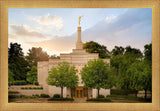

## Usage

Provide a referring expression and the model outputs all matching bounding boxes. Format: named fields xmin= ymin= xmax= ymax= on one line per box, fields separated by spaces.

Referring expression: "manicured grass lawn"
xmin=107 ymin=95 xmax=151 ymax=102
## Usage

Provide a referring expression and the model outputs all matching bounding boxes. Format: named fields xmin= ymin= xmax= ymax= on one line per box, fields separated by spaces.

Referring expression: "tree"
xmin=8 ymin=68 xmax=14 ymax=86
xmin=123 ymin=61 xmax=151 ymax=99
xmin=144 ymin=43 xmax=152 ymax=65
xmin=110 ymin=55 xmax=123 ymax=76
xmin=26 ymin=47 xmax=49 ymax=67
xmin=111 ymin=46 xmax=124 ymax=56
xmin=83 ymin=41 xmax=110 ymax=58
xmin=8 ymin=43 xmax=29 ymax=80
xmin=46 ymin=61 xmax=78 ymax=98
xmin=81 ymin=59 xmax=114 ymax=97
xmin=50 ymin=54 xmax=60 ymax=59
xmin=27 ymin=66 xmax=37 ymax=84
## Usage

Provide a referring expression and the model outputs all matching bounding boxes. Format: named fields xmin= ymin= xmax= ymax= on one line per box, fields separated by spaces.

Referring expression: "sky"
xmin=8 ymin=8 xmax=152 ymax=56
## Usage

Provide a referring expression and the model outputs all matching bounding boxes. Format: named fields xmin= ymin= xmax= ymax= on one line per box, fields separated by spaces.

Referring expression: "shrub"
xmin=48 ymin=98 xmax=74 ymax=101
xmin=34 ymin=81 xmax=39 ymax=85
xmin=21 ymin=87 xmax=43 ymax=90
xmin=33 ymin=87 xmax=37 ymax=89
xmin=40 ymin=87 xmax=43 ymax=89
xmin=53 ymin=94 xmax=60 ymax=98
xmin=8 ymin=91 xmax=19 ymax=94
xmin=40 ymin=94 xmax=50 ymax=98
xmin=29 ymin=87 xmax=32 ymax=89
xmin=111 ymin=89 xmax=138 ymax=95
xmin=8 ymin=95 xmax=19 ymax=98
xmin=98 ymin=95 xmax=105 ymax=98
xmin=13 ymin=80 xmax=27 ymax=85
xmin=19 ymin=95 xmax=26 ymax=98
xmin=86 ymin=98 xmax=111 ymax=102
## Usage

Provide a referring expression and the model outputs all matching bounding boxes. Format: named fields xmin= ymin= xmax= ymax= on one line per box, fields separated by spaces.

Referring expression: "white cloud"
xmin=9 ymin=24 xmax=46 ymax=39
xmin=33 ymin=13 xmax=63 ymax=30
xmin=105 ymin=15 xmax=117 ymax=23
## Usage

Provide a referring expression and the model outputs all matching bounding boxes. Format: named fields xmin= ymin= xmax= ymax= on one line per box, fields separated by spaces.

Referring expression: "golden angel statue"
xmin=79 ymin=16 xmax=81 ymax=25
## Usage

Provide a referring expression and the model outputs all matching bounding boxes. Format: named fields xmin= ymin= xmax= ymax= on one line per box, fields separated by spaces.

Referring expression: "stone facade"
xmin=37 ymin=25 xmax=110 ymax=98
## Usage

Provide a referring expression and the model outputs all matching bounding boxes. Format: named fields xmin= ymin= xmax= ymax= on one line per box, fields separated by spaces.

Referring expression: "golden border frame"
xmin=0 ymin=0 xmax=159 ymax=111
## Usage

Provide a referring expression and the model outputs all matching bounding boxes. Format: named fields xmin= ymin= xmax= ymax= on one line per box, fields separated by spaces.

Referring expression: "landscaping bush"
xmin=21 ymin=87 xmax=43 ymax=90
xmin=98 ymin=94 xmax=105 ymax=98
xmin=29 ymin=87 xmax=32 ymax=89
xmin=111 ymin=89 xmax=138 ymax=95
xmin=48 ymin=98 xmax=74 ymax=101
xmin=12 ymin=80 xmax=27 ymax=85
xmin=87 ymin=98 xmax=111 ymax=102
xmin=53 ymin=94 xmax=60 ymax=98
xmin=34 ymin=81 xmax=39 ymax=85
xmin=9 ymin=95 xmax=19 ymax=98
xmin=8 ymin=91 xmax=19 ymax=94
xmin=40 ymin=94 xmax=50 ymax=98
xmin=19 ymin=95 xmax=27 ymax=98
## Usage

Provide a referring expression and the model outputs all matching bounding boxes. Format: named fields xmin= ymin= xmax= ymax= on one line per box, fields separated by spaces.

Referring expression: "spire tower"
xmin=76 ymin=16 xmax=83 ymax=49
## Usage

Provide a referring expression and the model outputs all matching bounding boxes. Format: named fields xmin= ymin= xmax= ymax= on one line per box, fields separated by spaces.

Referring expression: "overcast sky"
xmin=8 ymin=8 xmax=152 ymax=56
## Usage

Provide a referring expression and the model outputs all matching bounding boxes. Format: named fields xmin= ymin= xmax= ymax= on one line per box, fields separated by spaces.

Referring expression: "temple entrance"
xmin=71 ymin=87 xmax=88 ymax=98
xmin=76 ymin=87 xmax=83 ymax=98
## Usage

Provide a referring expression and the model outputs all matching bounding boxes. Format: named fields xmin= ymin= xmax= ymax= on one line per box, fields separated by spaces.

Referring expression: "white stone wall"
xmin=37 ymin=48 xmax=110 ymax=97
xmin=9 ymin=85 xmax=44 ymax=96
xmin=92 ymin=88 xmax=110 ymax=98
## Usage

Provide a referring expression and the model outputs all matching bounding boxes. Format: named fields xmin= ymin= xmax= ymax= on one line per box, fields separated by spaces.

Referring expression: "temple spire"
xmin=76 ymin=16 xmax=83 ymax=49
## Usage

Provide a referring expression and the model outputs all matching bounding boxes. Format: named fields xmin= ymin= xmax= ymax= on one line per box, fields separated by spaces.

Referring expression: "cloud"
xmin=9 ymin=24 xmax=46 ymax=39
xmin=26 ymin=34 xmax=76 ymax=54
xmin=13 ymin=8 xmax=151 ymax=56
xmin=33 ymin=13 xmax=63 ymax=30
xmin=105 ymin=15 xmax=117 ymax=23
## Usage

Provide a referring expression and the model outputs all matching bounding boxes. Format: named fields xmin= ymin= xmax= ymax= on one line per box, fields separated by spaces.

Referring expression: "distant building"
xmin=38 ymin=25 xmax=110 ymax=98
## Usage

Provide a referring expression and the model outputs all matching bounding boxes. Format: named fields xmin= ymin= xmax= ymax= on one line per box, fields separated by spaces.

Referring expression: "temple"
xmin=37 ymin=21 xmax=110 ymax=98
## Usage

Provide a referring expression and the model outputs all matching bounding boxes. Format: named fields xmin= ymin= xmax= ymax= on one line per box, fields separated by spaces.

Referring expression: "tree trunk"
xmin=61 ymin=87 xmax=63 ymax=98
xmin=97 ymin=89 xmax=100 ymax=98
xmin=144 ymin=89 xmax=147 ymax=100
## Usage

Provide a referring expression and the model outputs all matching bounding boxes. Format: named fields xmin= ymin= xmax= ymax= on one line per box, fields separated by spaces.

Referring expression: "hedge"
xmin=98 ymin=95 xmax=105 ymax=98
xmin=53 ymin=94 xmax=60 ymax=98
xmin=111 ymin=89 xmax=138 ymax=95
xmin=87 ymin=98 xmax=111 ymax=102
xmin=48 ymin=98 xmax=74 ymax=101
xmin=40 ymin=94 xmax=50 ymax=98
xmin=8 ymin=95 xmax=19 ymax=98
xmin=10 ymin=80 xmax=27 ymax=85
xmin=21 ymin=87 xmax=43 ymax=90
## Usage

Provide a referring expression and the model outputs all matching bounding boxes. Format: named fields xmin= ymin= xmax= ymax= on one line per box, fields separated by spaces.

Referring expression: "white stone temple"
xmin=37 ymin=21 xmax=110 ymax=98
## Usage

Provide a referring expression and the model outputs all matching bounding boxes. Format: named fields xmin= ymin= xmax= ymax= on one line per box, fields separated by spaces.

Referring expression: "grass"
xmin=106 ymin=95 xmax=151 ymax=102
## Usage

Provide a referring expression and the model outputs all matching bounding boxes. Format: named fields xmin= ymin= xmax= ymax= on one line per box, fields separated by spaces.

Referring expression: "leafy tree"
xmin=8 ymin=43 xmax=29 ymax=80
xmin=46 ymin=61 xmax=78 ymax=98
xmin=83 ymin=41 xmax=110 ymax=58
xmin=110 ymin=55 xmax=123 ymax=76
xmin=111 ymin=46 xmax=124 ymax=56
xmin=144 ymin=43 xmax=152 ymax=65
xmin=26 ymin=47 xmax=49 ymax=67
xmin=81 ymin=59 xmax=114 ymax=97
xmin=8 ymin=68 xmax=14 ymax=86
xmin=27 ymin=66 xmax=37 ymax=84
xmin=122 ymin=61 xmax=151 ymax=99
xmin=50 ymin=54 xmax=60 ymax=59
xmin=125 ymin=46 xmax=142 ymax=56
